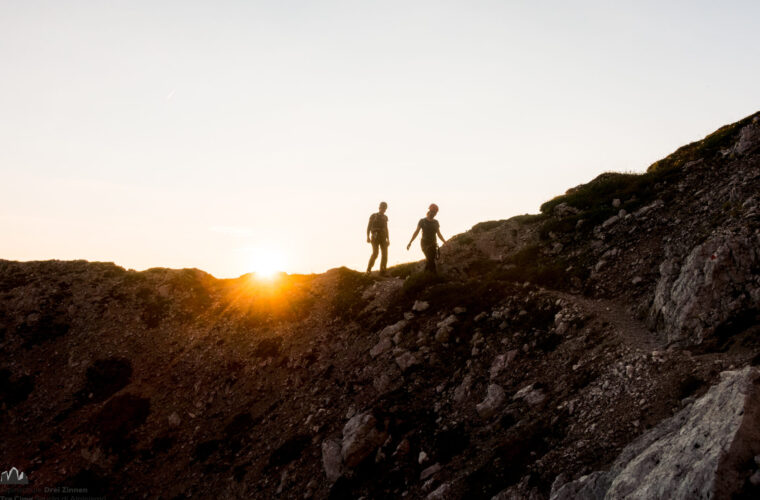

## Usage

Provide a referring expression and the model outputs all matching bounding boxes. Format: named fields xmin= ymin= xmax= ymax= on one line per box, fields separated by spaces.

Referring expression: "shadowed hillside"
xmin=1 ymin=111 xmax=760 ymax=499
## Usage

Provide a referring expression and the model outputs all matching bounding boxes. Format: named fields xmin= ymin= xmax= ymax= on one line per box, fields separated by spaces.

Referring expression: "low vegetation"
xmin=495 ymin=244 xmax=586 ymax=290
xmin=537 ymin=111 xmax=759 ymax=239
xmin=648 ymin=111 xmax=759 ymax=174
xmin=330 ymin=267 xmax=374 ymax=319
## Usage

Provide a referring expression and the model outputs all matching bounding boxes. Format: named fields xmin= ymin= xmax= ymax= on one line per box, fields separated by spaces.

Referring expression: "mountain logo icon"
xmin=0 ymin=467 xmax=29 ymax=485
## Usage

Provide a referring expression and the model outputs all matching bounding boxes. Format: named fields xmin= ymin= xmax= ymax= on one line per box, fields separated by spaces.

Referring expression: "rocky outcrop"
xmin=650 ymin=229 xmax=760 ymax=345
xmin=551 ymin=366 xmax=760 ymax=500
xmin=730 ymin=117 xmax=760 ymax=156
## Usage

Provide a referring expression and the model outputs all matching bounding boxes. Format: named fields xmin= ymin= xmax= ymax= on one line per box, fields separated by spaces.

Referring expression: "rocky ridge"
xmin=1 ymin=111 xmax=759 ymax=499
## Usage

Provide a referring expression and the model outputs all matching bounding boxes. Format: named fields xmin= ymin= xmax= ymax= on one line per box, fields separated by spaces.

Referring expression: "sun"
xmin=248 ymin=247 xmax=286 ymax=280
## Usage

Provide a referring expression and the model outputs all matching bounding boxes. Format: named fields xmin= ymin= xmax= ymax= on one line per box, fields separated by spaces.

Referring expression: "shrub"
xmin=386 ymin=261 xmax=420 ymax=279
xmin=399 ymin=271 xmax=446 ymax=301
xmin=331 ymin=267 xmax=373 ymax=318
xmin=452 ymin=234 xmax=475 ymax=245
xmin=472 ymin=220 xmax=506 ymax=233
xmin=510 ymin=213 xmax=546 ymax=225
xmin=495 ymin=244 xmax=586 ymax=289
xmin=539 ymin=172 xmax=650 ymax=216
xmin=537 ymin=170 xmax=667 ymax=239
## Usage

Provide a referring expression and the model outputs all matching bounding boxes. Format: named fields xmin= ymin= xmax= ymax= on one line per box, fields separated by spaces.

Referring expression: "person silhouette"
xmin=407 ymin=203 xmax=446 ymax=273
xmin=366 ymin=201 xmax=390 ymax=275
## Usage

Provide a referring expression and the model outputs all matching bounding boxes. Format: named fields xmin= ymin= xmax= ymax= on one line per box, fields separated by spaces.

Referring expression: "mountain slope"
xmin=1 ymin=111 xmax=759 ymax=499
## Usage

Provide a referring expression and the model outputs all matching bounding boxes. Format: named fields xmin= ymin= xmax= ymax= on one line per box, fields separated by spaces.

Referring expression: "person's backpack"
xmin=370 ymin=213 xmax=386 ymax=234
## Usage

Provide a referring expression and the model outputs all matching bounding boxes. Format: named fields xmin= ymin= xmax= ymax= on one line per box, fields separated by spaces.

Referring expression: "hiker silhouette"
xmin=366 ymin=201 xmax=390 ymax=275
xmin=407 ymin=203 xmax=446 ymax=273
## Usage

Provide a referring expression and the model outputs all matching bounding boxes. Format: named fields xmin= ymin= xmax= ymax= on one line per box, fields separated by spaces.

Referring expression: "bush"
xmin=399 ymin=271 xmax=446 ymax=301
xmin=495 ymin=244 xmax=586 ymax=289
xmin=331 ymin=267 xmax=374 ymax=318
xmin=386 ymin=261 xmax=420 ymax=279
xmin=538 ymin=171 xmax=666 ymax=239
xmin=451 ymin=234 xmax=475 ymax=245
xmin=539 ymin=172 xmax=650 ymax=215
xmin=471 ymin=220 xmax=506 ymax=233
xmin=510 ymin=213 xmax=546 ymax=225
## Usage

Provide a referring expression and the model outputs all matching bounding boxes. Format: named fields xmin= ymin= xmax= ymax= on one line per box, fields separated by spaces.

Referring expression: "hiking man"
xmin=406 ymin=203 xmax=446 ymax=273
xmin=367 ymin=201 xmax=390 ymax=275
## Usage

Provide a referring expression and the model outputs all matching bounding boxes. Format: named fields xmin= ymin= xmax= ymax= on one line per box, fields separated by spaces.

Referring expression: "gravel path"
xmin=553 ymin=291 xmax=667 ymax=352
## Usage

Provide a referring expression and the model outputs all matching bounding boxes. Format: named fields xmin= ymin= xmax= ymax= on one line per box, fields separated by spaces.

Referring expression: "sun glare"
xmin=249 ymin=248 xmax=286 ymax=280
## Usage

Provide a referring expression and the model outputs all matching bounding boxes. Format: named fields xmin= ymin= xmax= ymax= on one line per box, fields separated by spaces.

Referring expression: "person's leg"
xmin=423 ymin=245 xmax=437 ymax=273
xmin=367 ymin=240 xmax=379 ymax=272
xmin=379 ymin=241 xmax=388 ymax=274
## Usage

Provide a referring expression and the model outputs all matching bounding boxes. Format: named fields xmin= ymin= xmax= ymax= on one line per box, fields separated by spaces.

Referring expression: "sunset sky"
xmin=2 ymin=1 xmax=759 ymax=278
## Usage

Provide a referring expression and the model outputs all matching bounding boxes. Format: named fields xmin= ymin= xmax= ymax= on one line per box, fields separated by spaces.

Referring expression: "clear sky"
xmin=2 ymin=1 xmax=759 ymax=278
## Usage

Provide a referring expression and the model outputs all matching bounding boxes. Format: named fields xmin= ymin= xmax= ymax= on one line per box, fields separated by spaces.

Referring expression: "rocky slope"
xmin=1 ymin=111 xmax=759 ymax=499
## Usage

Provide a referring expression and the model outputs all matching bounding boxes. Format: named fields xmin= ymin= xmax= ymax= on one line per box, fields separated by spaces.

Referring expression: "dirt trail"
xmin=552 ymin=291 xmax=667 ymax=352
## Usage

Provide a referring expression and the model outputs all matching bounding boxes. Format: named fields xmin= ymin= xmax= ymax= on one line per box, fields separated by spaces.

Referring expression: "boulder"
xmin=167 ymin=412 xmax=181 ymax=427
xmin=426 ymin=482 xmax=453 ymax=500
xmin=373 ymin=367 xmax=403 ymax=395
xmin=492 ymin=478 xmax=545 ymax=500
xmin=553 ymin=202 xmax=581 ymax=217
xmin=550 ymin=366 xmax=760 ymax=499
xmin=649 ymin=229 xmax=760 ymax=345
xmin=379 ymin=320 xmax=407 ymax=339
xmin=393 ymin=438 xmax=410 ymax=458
xmin=341 ymin=412 xmax=388 ymax=468
xmin=420 ymin=463 xmax=442 ymax=480
xmin=633 ymin=199 xmax=664 ymax=217
xmin=512 ymin=384 xmax=546 ymax=406
xmin=321 ymin=438 xmax=343 ymax=482
xmin=437 ymin=314 xmax=457 ymax=328
xmin=601 ymin=215 xmax=620 ymax=229
xmin=453 ymin=374 xmax=474 ymax=403
xmin=489 ymin=354 xmax=508 ymax=380
xmin=413 ymin=300 xmax=430 ymax=312
xmin=731 ymin=119 xmax=760 ymax=155
xmin=550 ymin=472 xmax=608 ymax=500
xmin=370 ymin=337 xmax=393 ymax=358
xmin=476 ymin=384 xmax=506 ymax=418
xmin=395 ymin=351 xmax=419 ymax=372
xmin=435 ymin=326 xmax=452 ymax=343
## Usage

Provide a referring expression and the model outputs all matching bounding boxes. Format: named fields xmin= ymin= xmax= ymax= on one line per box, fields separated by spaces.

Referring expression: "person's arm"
xmin=437 ymin=228 xmax=446 ymax=245
xmin=406 ymin=227 xmax=420 ymax=250
xmin=386 ymin=227 xmax=390 ymax=246
xmin=367 ymin=215 xmax=373 ymax=243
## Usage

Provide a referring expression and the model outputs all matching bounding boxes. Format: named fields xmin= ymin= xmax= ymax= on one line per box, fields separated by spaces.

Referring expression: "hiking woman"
xmin=406 ymin=203 xmax=446 ymax=273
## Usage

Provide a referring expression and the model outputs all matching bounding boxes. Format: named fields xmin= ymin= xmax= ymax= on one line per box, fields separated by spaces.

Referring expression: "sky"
xmin=1 ymin=1 xmax=759 ymax=278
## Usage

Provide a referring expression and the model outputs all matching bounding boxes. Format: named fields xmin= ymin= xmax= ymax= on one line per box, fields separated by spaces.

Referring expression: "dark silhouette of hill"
xmin=1 ymin=111 xmax=759 ymax=499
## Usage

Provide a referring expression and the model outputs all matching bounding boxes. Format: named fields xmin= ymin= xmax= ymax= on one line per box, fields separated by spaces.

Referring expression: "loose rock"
xmin=476 ymin=384 xmax=506 ymax=418
xmin=341 ymin=412 xmax=388 ymax=468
